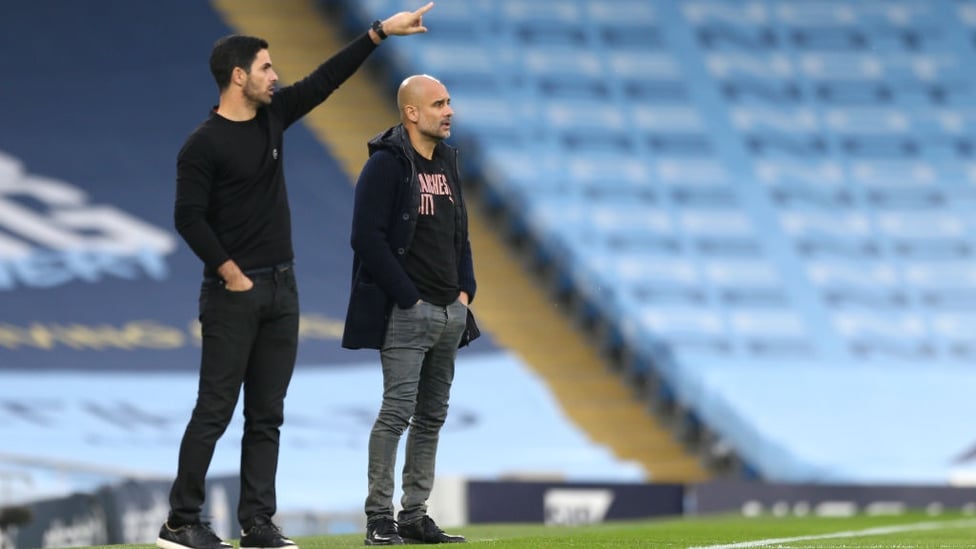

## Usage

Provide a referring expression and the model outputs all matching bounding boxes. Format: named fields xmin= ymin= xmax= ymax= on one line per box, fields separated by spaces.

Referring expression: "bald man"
xmin=341 ymin=74 xmax=477 ymax=545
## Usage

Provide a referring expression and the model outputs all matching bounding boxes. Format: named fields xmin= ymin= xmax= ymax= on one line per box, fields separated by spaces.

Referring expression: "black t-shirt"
xmin=404 ymin=149 xmax=459 ymax=306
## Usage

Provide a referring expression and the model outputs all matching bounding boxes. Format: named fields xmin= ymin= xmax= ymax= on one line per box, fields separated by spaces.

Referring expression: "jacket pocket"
xmin=342 ymin=281 xmax=390 ymax=350
xmin=458 ymin=307 xmax=481 ymax=348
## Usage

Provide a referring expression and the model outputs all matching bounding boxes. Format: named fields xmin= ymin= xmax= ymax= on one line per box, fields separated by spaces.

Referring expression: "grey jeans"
xmin=365 ymin=298 xmax=468 ymax=524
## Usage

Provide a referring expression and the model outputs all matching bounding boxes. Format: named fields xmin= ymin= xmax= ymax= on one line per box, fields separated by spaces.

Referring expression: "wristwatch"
xmin=371 ymin=19 xmax=388 ymax=40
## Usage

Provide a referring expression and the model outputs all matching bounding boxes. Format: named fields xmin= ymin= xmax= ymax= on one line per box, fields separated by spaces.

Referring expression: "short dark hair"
xmin=209 ymin=34 xmax=269 ymax=91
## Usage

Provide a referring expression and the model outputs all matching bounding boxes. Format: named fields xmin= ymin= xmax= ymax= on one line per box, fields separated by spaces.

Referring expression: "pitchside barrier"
xmin=0 ymin=477 xmax=239 ymax=549
xmin=428 ymin=478 xmax=976 ymax=527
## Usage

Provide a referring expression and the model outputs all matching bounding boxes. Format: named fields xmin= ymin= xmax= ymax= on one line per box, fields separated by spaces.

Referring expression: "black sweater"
xmin=174 ymin=33 xmax=377 ymax=277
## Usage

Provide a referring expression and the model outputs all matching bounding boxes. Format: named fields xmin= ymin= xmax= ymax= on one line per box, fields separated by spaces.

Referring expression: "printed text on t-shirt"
xmin=418 ymin=172 xmax=454 ymax=215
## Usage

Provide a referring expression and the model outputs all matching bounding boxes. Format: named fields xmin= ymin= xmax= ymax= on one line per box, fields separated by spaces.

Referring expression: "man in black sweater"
xmin=157 ymin=5 xmax=434 ymax=549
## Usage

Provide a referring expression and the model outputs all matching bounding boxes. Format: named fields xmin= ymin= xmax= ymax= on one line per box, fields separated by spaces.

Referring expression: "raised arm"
xmin=275 ymin=2 xmax=437 ymax=126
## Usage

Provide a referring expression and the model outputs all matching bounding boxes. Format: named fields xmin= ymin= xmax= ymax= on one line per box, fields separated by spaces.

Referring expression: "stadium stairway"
xmin=210 ymin=0 xmax=708 ymax=483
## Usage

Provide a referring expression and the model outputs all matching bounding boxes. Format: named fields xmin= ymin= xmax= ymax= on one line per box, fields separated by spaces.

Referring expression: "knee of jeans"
xmin=243 ymin=410 xmax=284 ymax=431
xmin=376 ymin=406 xmax=413 ymax=433
xmin=410 ymin=411 xmax=447 ymax=432
xmin=192 ymin=398 xmax=238 ymax=428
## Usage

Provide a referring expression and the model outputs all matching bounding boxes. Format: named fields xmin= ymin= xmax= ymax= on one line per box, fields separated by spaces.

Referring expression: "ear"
xmin=405 ymin=105 xmax=419 ymax=123
xmin=232 ymin=66 xmax=247 ymax=87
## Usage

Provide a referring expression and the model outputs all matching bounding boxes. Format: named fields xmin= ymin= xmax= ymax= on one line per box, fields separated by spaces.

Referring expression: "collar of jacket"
xmin=367 ymin=123 xmax=456 ymax=162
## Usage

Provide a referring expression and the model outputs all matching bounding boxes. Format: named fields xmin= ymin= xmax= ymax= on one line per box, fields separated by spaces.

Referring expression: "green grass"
xmin=88 ymin=512 xmax=976 ymax=549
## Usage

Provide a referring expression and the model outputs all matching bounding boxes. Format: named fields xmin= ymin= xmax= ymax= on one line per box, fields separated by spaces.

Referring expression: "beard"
xmin=421 ymin=121 xmax=450 ymax=141
xmin=243 ymin=80 xmax=272 ymax=106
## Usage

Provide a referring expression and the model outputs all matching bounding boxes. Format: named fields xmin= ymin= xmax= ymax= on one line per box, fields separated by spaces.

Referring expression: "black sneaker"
xmin=240 ymin=517 xmax=297 ymax=549
xmin=156 ymin=521 xmax=231 ymax=549
xmin=365 ymin=517 xmax=404 ymax=545
xmin=398 ymin=516 xmax=465 ymax=544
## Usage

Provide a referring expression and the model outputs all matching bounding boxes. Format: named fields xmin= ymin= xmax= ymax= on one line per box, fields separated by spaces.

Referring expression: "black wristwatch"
xmin=371 ymin=19 xmax=388 ymax=40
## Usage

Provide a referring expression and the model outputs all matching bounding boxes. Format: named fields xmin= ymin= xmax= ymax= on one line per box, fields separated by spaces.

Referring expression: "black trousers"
xmin=168 ymin=264 xmax=299 ymax=529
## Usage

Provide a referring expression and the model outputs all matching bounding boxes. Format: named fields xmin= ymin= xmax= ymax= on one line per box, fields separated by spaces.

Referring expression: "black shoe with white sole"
xmin=240 ymin=517 xmax=297 ymax=549
xmin=156 ymin=521 xmax=231 ymax=549
xmin=398 ymin=516 xmax=465 ymax=544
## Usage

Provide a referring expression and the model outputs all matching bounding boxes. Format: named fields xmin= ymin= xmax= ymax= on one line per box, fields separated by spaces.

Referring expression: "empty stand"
xmin=336 ymin=0 xmax=976 ymax=484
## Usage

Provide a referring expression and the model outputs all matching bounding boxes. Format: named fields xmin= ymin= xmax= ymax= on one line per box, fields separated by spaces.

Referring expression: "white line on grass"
xmin=687 ymin=518 xmax=976 ymax=549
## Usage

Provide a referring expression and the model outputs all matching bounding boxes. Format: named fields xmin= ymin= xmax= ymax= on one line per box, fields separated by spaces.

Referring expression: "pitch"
xmin=81 ymin=511 xmax=976 ymax=548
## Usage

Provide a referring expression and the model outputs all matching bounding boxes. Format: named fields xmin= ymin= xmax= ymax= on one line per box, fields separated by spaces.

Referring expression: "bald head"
xmin=396 ymin=74 xmax=453 ymax=155
xmin=397 ymin=74 xmax=446 ymax=119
